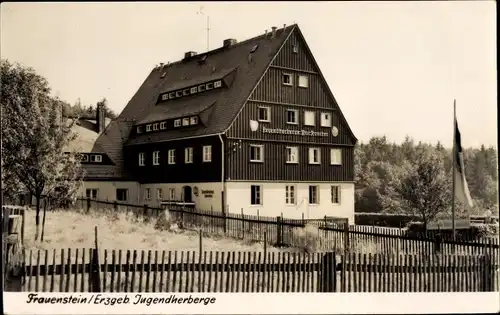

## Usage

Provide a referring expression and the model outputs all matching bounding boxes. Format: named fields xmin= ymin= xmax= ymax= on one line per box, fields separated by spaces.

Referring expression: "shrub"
xmin=293 ymin=224 xmax=321 ymax=253
xmin=154 ymin=209 xmax=172 ymax=231
xmin=355 ymin=212 xmax=420 ymax=228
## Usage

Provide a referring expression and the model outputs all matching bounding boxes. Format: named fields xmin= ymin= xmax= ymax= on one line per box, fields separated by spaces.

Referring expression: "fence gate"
xmin=2 ymin=207 xmax=25 ymax=291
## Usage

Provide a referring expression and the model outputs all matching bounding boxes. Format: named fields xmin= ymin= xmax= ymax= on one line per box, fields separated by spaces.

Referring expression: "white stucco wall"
xmin=225 ymin=181 xmax=355 ymax=222
xmin=78 ymin=181 xmax=140 ymax=203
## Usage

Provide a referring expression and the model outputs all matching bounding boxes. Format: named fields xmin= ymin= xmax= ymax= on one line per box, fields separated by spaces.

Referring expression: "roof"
xmin=64 ymin=117 xmax=111 ymax=153
xmin=123 ymin=24 xmax=295 ymax=146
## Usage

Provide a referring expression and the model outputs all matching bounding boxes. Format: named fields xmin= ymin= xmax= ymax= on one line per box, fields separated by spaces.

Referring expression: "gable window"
xmin=183 ymin=89 xmax=190 ymax=96
xmin=258 ymin=106 xmax=270 ymax=122
xmin=308 ymin=185 xmax=319 ymax=205
xmin=116 ymin=189 xmax=128 ymax=202
xmin=144 ymin=188 xmax=151 ymax=200
xmin=174 ymin=119 xmax=181 ymax=127
xmin=283 ymin=73 xmax=293 ymax=86
xmin=86 ymin=189 xmax=98 ymax=200
xmin=292 ymin=44 xmax=299 ymax=53
xmin=169 ymin=92 xmax=175 ymax=99
xmin=153 ymin=151 xmax=160 ymax=165
xmin=168 ymin=149 xmax=176 ymax=164
xmin=304 ymin=111 xmax=315 ymax=126
xmin=250 ymin=185 xmax=262 ymax=205
xmin=139 ymin=152 xmax=145 ymax=166
xmin=330 ymin=148 xmax=342 ymax=165
xmin=190 ymin=116 xmax=199 ymax=125
xmin=153 ymin=123 xmax=159 ymax=131
xmin=169 ymin=188 xmax=176 ymax=200
xmin=137 ymin=126 xmax=142 ymax=134
xmin=206 ymin=82 xmax=214 ymax=90
xmin=214 ymin=80 xmax=222 ymax=88
xmin=286 ymin=147 xmax=298 ymax=164
xmin=146 ymin=124 xmax=152 ymax=132
xmin=157 ymin=188 xmax=163 ymax=200
xmin=161 ymin=94 xmax=168 ymax=101
xmin=190 ymin=87 xmax=198 ymax=94
xmin=298 ymin=75 xmax=309 ymax=88
xmin=198 ymin=84 xmax=206 ymax=92
xmin=160 ymin=122 xmax=166 ymax=130
xmin=176 ymin=91 xmax=182 ymax=97
xmin=321 ymin=112 xmax=332 ymax=127
xmin=308 ymin=148 xmax=321 ymax=164
xmin=286 ymin=109 xmax=298 ymax=124
xmin=185 ymin=147 xmax=193 ymax=164
xmin=331 ymin=185 xmax=341 ymax=204
xmin=285 ymin=185 xmax=296 ymax=205
xmin=203 ymin=145 xmax=212 ymax=162
xmin=182 ymin=118 xmax=190 ymax=126
xmin=250 ymin=145 xmax=263 ymax=162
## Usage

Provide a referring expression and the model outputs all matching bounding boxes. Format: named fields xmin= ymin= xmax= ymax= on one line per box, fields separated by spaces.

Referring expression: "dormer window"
xmin=161 ymin=94 xmax=168 ymax=101
xmin=81 ymin=154 xmax=89 ymax=162
xmin=206 ymin=82 xmax=214 ymax=90
xmin=160 ymin=122 xmax=166 ymax=130
xmin=174 ymin=119 xmax=181 ymax=127
xmin=183 ymin=89 xmax=190 ymax=96
xmin=190 ymin=87 xmax=198 ymax=94
xmin=137 ymin=126 xmax=143 ymax=134
xmin=182 ymin=118 xmax=190 ymax=126
xmin=176 ymin=91 xmax=182 ymax=97
xmin=169 ymin=92 xmax=175 ymax=99
xmin=198 ymin=84 xmax=206 ymax=92
xmin=90 ymin=155 xmax=102 ymax=163
xmin=214 ymin=80 xmax=222 ymax=88
xmin=250 ymin=44 xmax=259 ymax=53
xmin=146 ymin=124 xmax=152 ymax=132
xmin=190 ymin=116 xmax=199 ymax=125
xmin=153 ymin=123 xmax=159 ymax=131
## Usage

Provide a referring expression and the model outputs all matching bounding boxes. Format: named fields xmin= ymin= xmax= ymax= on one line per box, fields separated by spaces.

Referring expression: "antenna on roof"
xmin=197 ymin=6 xmax=210 ymax=52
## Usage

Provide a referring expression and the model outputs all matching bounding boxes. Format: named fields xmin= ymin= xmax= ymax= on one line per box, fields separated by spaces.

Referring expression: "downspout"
xmin=218 ymin=134 xmax=226 ymax=213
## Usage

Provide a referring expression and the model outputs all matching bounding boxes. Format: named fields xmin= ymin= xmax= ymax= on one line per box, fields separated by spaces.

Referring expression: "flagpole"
xmin=452 ymin=99 xmax=456 ymax=242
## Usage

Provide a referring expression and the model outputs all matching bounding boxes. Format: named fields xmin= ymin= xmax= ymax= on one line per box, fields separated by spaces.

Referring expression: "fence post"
xmin=241 ymin=208 xmax=245 ymax=239
xmin=320 ymin=252 xmax=337 ymax=292
xmin=86 ymin=197 xmax=91 ymax=213
xmin=113 ymin=201 xmax=118 ymax=211
xmin=143 ymin=204 xmax=149 ymax=222
xmin=90 ymin=226 xmax=101 ymax=292
xmin=343 ymin=221 xmax=350 ymax=254
xmin=199 ymin=229 xmax=203 ymax=254
xmin=434 ymin=234 xmax=442 ymax=254
xmin=276 ymin=216 xmax=282 ymax=247
xmin=222 ymin=206 xmax=227 ymax=235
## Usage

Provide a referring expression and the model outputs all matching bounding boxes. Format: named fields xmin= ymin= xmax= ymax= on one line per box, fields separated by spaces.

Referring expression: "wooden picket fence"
xmin=17 ymin=248 xmax=499 ymax=293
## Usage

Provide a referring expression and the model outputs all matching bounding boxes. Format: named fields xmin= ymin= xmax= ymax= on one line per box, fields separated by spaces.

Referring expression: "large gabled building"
xmin=79 ymin=24 xmax=357 ymax=221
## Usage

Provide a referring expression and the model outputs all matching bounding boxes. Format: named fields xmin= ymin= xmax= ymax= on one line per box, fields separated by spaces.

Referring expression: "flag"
xmin=453 ymin=115 xmax=473 ymax=208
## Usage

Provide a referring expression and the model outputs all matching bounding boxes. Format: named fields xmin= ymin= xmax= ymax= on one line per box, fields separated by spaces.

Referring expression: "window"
xmin=250 ymin=185 xmax=262 ymax=205
xmin=137 ymin=126 xmax=142 ymax=134
xmin=283 ymin=73 xmax=293 ymax=86
xmin=91 ymin=155 xmax=102 ymax=162
xmin=183 ymin=89 xmax=190 ymax=96
xmin=331 ymin=186 xmax=341 ymax=204
xmin=308 ymin=186 xmax=319 ymax=204
xmin=198 ymin=84 xmax=206 ymax=92
xmin=206 ymin=82 xmax=214 ymax=90
xmin=81 ymin=154 xmax=89 ymax=162
xmin=321 ymin=112 xmax=332 ymax=127
xmin=203 ymin=145 xmax=212 ymax=162
xmin=286 ymin=109 xmax=298 ymax=124
xmin=153 ymin=151 xmax=160 ymax=165
xmin=168 ymin=149 xmax=176 ymax=164
xmin=169 ymin=188 xmax=176 ymax=200
xmin=250 ymin=145 xmax=263 ymax=162
xmin=144 ymin=188 xmax=151 ymax=200
xmin=160 ymin=122 xmax=166 ymax=130
xmin=308 ymin=148 xmax=321 ymax=164
xmin=139 ymin=152 xmax=145 ymax=166
xmin=182 ymin=118 xmax=190 ymax=126
xmin=214 ymin=80 xmax=222 ymax=88
xmin=116 ymin=189 xmax=128 ymax=202
xmin=298 ymin=75 xmax=309 ymax=88
xmin=304 ymin=111 xmax=315 ymax=126
xmin=190 ymin=87 xmax=198 ymax=94
xmin=146 ymin=124 xmax=152 ymax=132
xmin=86 ymin=189 xmax=98 ymax=200
xmin=330 ymin=148 xmax=342 ymax=165
xmin=169 ymin=92 xmax=175 ymax=99
xmin=185 ymin=147 xmax=193 ymax=164
xmin=258 ymin=106 xmax=270 ymax=122
xmin=176 ymin=91 xmax=182 ymax=97
xmin=286 ymin=147 xmax=298 ymax=164
xmin=161 ymin=94 xmax=168 ymax=101
xmin=250 ymin=44 xmax=259 ymax=53
xmin=157 ymin=188 xmax=163 ymax=200
xmin=292 ymin=44 xmax=299 ymax=53
xmin=190 ymin=116 xmax=199 ymax=125
xmin=153 ymin=123 xmax=159 ymax=131
xmin=174 ymin=119 xmax=181 ymax=127
xmin=285 ymin=185 xmax=296 ymax=205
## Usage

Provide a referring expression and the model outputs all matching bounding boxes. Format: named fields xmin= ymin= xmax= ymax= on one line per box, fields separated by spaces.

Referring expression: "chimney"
xmin=184 ymin=51 xmax=197 ymax=59
xmin=271 ymin=26 xmax=277 ymax=38
xmin=96 ymin=101 xmax=106 ymax=134
xmin=223 ymin=38 xmax=237 ymax=48
xmin=283 ymin=24 xmax=286 ymax=29
xmin=264 ymin=30 xmax=268 ymax=36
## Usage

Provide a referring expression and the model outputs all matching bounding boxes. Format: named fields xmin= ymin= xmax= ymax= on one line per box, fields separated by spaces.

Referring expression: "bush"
xmin=355 ymin=212 xmax=420 ymax=227
xmin=154 ymin=209 xmax=172 ymax=231
xmin=293 ymin=224 xmax=321 ymax=253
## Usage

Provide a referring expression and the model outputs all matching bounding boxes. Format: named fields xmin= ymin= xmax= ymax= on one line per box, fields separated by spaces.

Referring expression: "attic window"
xmin=176 ymin=91 xmax=183 ymax=97
xmin=153 ymin=123 xmax=159 ymax=131
xmin=169 ymin=92 xmax=175 ymax=99
xmin=190 ymin=87 xmax=198 ymax=94
xmin=160 ymin=122 xmax=166 ymax=130
xmin=174 ymin=119 xmax=181 ymax=127
xmin=198 ymin=55 xmax=207 ymax=64
xmin=250 ymin=44 xmax=259 ymax=53
xmin=214 ymin=80 xmax=222 ymax=88
xmin=198 ymin=84 xmax=206 ymax=92
xmin=161 ymin=94 xmax=168 ymax=101
xmin=206 ymin=82 xmax=214 ymax=90
xmin=183 ymin=89 xmax=190 ymax=96
xmin=292 ymin=44 xmax=298 ymax=53
xmin=283 ymin=73 xmax=293 ymax=86
xmin=190 ymin=116 xmax=199 ymax=125
xmin=161 ymin=72 xmax=167 ymax=78
xmin=182 ymin=118 xmax=190 ymax=126
xmin=81 ymin=154 xmax=89 ymax=162
xmin=91 ymin=155 xmax=102 ymax=163
xmin=146 ymin=124 xmax=152 ymax=132
xmin=137 ymin=126 xmax=142 ymax=134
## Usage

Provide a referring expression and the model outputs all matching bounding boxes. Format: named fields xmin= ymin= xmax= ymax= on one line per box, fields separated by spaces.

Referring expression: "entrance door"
xmin=183 ymin=186 xmax=193 ymax=203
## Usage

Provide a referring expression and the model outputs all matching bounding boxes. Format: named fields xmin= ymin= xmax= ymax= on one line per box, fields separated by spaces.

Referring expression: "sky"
xmin=1 ymin=1 xmax=497 ymax=148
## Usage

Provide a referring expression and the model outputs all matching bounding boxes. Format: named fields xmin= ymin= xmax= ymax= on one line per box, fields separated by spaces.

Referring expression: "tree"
xmin=1 ymin=59 xmax=83 ymax=240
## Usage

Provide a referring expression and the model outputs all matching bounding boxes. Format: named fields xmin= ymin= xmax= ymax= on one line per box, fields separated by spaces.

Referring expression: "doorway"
xmin=182 ymin=186 xmax=193 ymax=203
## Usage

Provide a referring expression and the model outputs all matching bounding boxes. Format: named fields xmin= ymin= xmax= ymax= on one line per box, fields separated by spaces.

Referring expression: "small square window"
xmin=161 ymin=94 xmax=168 ymax=101
xmin=183 ymin=89 xmax=190 ymax=96
xmin=146 ymin=124 xmax=152 ymax=132
xmin=81 ymin=154 xmax=89 ymax=162
xmin=198 ymin=85 xmax=206 ymax=92
xmin=206 ymin=82 xmax=214 ymax=90
xmin=116 ymin=189 xmax=128 ymax=202
xmin=190 ymin=87 xmax=198 ymax=94
xmin=250 ymin=145 xmax=263 ymax=162
xmin=93 ymin=155 xmax=102 ymax=163
xmin=190 ymin=116 xmax=199 ymax=125
xmin=286 ymin=109 xmax=298 ymax=124
xmin=160 ymin=122 xmax=166 ymax=130
xmin=214 ymin=80 xmax=222 ymax=88
xmin=168 ymin=149 xmax=176 ymax=164
xmin=174 ymin=119 xmax=181 ymax=127
xmin=283 ymin=73 xmax=293 ymax=86
xmin=176 ymin=91 xmax=183 ymax=97
xmin=308 ymin=148 xmax=321 ymax=164
xmin=292 ymin=44 xmax=299 ymax=53
xmin=251 ymin=185 xmax=262 ymax=205
xmin=298 ymin=75 xmax=309 ymax=88
xmin=137 ymin=126 xmax=142 ymax=134
xmin=182 ymin=118 xmax=190 ymax=126
xmin=153 ymin=123 xmax=159 ymax=131
xmin=169 ymin=92 xmax=175 ymax=99
xmin=258 ymin=107 xmax=270 ymax=122
xmin=321 ymin=112 xmax=332 ymax=127
xmin=304 ymin=111 xmax=315 ymax=126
